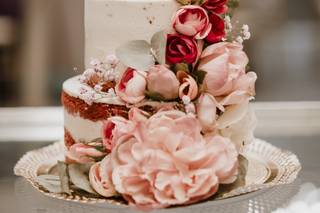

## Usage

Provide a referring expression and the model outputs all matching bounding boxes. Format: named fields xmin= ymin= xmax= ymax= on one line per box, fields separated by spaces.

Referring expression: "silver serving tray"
xmin=14 ymin=138 xmax=301 ymax=207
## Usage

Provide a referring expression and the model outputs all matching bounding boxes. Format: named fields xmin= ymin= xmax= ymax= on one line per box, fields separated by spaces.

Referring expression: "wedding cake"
xmin=61 ymin=0 xmax=258 ymax=209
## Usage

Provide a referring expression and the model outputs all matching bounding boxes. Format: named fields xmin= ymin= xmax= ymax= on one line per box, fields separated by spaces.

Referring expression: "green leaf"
xmin=145 ymin=91 xmax=167 ymax=101
xmin=57 ymin=161 xmax=71 ymax=194
xmin=227 ymin=0 xmax=240 ymax=9
xmin=68 ymin=164 xmax=97 ymax=194
xmin=174 ymin=63 xmax=190 ymax=73
xmin=116 ymin=40 xmax=155 ymax=71
xmin=36 ymin=175 xmax=62 ymax=193
xmin=236 ymin=154 xmax=248 ymax=187
xmin=151 ymin=30 xmax=167 ymax=65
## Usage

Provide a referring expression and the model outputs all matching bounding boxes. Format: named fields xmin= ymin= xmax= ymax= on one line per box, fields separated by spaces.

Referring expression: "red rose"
xmin=166 ymin=34 xmax=198 ymax=64
xmin=172 ymin=5 xmax=212 ymax=39
xmin=202 ymin=0 xmax=228 ymax=14
xmin=205 ymin=13 xmax=226 ymax=44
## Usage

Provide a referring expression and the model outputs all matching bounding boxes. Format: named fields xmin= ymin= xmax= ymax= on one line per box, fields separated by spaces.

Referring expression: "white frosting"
xmin=62 ymin=75 xmax=125 ymax=105
xmin=85 ymin=0 xmax=179 ymax=67
xmin=64 ymin=110 xmax=104 ymax=142
xmin=62 ymin=75 xmax=181 ymax=107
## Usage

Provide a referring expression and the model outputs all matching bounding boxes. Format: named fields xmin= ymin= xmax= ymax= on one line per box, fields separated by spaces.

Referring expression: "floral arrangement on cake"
xmin=37 ymin=0 xmax=258 ymax=210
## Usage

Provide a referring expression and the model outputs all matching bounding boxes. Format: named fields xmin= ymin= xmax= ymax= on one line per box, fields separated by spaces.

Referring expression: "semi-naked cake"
xmin=63 ymin=0 xmax=181 ymax=146
xmin=61 ymin=0 xmax=259 ymax=209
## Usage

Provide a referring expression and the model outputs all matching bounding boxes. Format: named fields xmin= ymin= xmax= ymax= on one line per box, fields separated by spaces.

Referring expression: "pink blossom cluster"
xmin=90 ymin=108 xmax=239 ymax=209
xmin=67 ymin=0 xmax=258 ymax=209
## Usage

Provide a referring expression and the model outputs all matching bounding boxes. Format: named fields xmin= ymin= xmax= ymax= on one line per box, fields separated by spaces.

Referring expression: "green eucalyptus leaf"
xmin=36 ymin=175 xmax=62 ymax=193
xmin=57 ymin=161 xmax=71 ymax=194
xmin=227 ymin=0 xmax=240 ymax=9
xmin=116 ymin=40 xmax=155 ymax=71
xmin=68 ymin=164 xmax=96 ymax=194
xmin=151 ymin=30 xmax=167 ymax=65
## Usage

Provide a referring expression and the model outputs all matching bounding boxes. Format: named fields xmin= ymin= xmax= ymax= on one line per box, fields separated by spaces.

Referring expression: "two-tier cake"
xmin=61 ymin=0 xmax=258 ymax=209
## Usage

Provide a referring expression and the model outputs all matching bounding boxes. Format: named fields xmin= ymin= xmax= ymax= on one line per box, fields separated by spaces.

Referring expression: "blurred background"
xmin=0 ymin=0 xmax=320 ymax=107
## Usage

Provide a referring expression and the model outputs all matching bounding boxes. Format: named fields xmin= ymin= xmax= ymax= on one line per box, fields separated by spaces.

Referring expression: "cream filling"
xmin=64 ymin=110 xmax=104 ymax=143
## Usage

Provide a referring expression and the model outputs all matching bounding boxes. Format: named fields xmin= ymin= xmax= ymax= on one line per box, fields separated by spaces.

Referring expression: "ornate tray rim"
xmin=14 ymin=138 xmax=301 ymax=207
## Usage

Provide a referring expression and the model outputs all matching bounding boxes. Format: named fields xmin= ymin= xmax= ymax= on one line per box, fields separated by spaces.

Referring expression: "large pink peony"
xmin=172 ymin=5 xmax=212 ymax=39
xmin=109 ymin=109 xmax=239 ymax=209
xmin=198 ymin=42 xmax=257 ymax=106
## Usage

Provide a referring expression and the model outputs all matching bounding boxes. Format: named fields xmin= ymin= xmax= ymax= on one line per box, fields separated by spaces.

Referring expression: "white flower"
xmin=103 ymin=69 xmax=116 ymax=82
xmin=90 ymin=58 xmax=102 ymax=66
xmin=242 ymin=24 xmax=249 ymax=32
xmin=79 ymin=87 xmax=88 ymax=94
xmin=224 ymin=15 xmax=232 ymax=32
xmin=79 ymin=75 xmax=87 ymax=83
xmin=107 ymin=88 xmax=116 ymax=97
xmin=235 ymin=36 xmax=244 ymax=44
xmin=243 ymin=31 xmax=251 ymax=40
xmin=105 ymin=54 xmax=119 ymax=67
xmin=83 ymin=68 xmax=96 ymax=78
xmin=94 ymin=84 xmax=102 ymax=92
xmin=182 ymin=95 xmax=191 ymax=105
xmin=241 ymin=24 xmax=251 ymax=40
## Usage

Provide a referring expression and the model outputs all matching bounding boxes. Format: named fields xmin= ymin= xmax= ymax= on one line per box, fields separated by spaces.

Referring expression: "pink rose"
xmin=205 ymin=13 xmax=226 ymax=44
xmin=202 ymin=0 xmax=228 ymax=14
xmin=67 ymin=143 xmax=106 ymax=164
xmin=177 ymin=71 xmax=198 ymax=101
xmin=146 ymin=65 xmax=179 ymax=100
xmin=111 ymin=109 xmax=238 ymax=209
xmin=89 ymin=155 xmax=117 ymax=197
xmin=166 ymin=34 xmax=198 ymax=64
xmin=172 ymin=5 xmax=212 ymax=39
xmin=116 ymin=68 xmax=147 ymax=104
xmin=198 ymin=42 xmax=256 ymax=105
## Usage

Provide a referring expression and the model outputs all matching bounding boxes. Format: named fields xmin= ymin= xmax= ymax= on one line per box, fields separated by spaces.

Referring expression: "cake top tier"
xmin=85 ymin=0 xmax=179 ymax=67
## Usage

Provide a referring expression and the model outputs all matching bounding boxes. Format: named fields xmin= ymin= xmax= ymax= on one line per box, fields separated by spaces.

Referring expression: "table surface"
xmin=0 ymin=104 xmax=320 ymax=213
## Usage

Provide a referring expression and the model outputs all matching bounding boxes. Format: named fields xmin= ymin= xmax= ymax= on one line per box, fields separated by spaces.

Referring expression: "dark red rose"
xmin=166 ymin=34 xmax=198 ymax=64
xmin=205 ymin=13 xmax=226 ymax=44
xmin=202 ymin=0 xmax=228 ymax=14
